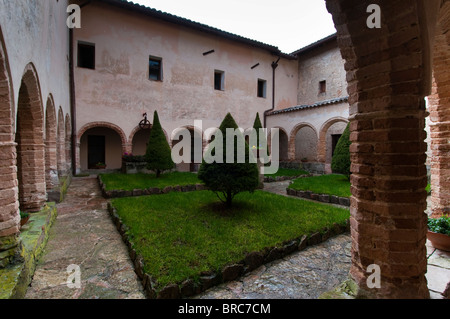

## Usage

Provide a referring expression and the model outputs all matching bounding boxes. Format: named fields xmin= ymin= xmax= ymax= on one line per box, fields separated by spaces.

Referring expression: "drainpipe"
xmin=263 ymin=57 xmax=280 ymax=128
xmin=70 ymin=1 xmax=92 ymax=176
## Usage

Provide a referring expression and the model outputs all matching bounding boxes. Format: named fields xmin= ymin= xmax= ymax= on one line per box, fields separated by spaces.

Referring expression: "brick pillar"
xmin=326 ymin=0 xmax=430 ymax=298
xmin=428 ymin=21 xmax=450 ymax=218
xmin=0 ymin=141 xmax=20 ymax=267
xmin=16 ymin=65 xmax=47 ymax=213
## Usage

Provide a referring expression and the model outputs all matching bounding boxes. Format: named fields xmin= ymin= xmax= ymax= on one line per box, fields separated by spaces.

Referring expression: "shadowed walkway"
xmin=25 ymin=176 xmax=145 ymax=299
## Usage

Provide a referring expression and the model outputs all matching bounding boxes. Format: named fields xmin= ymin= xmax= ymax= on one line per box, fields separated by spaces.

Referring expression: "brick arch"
xmin=325 ymin=0 xmax=434 ymax=298
xmin=171 ymin=126 xmax=204 ymax=172
xmin=317 ymin=117 xmax=348 ymax=163
xmin=289 ymin=123 xmax=318 ymax=161
xmin=0 ymin=25 xmax=20 ymax=267
xmin=65 ymin=114 xmax=72 ymax=174
xmin=45 ymin=95 xmax=58 ymax=190
xmin=170 ymin=125 xmax=203 ymax=146
xmin=428 ymin=1 xmax=450 ymax=218
xmin=267 ymin=126 xmax=289 ymax=161
xmin=77 ymin=121 xmax=127 ymax=153
xmin=57 ymin=107 xmax=66 ymax=176
xmin=129 ymin=124 xmax=170 ymax=151
xmin=16 ymin=63 xmax=46 ymax=212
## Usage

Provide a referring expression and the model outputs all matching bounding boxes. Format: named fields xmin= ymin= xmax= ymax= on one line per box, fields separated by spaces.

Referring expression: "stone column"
xmin=326 ymin=0 xmax=430 ymax=298
xmin=0 ymin=141 xmax=20 ymax=267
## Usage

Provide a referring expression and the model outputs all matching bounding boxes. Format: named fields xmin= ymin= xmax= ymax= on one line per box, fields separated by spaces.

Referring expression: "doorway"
xmin=88 ymin=135 xmax=105 ymax=169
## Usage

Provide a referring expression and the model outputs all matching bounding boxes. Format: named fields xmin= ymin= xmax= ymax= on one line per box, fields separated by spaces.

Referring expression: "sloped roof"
xmin=268 ymin=96 xmax=348 ymax=116
xmin=290 ymin=33 xmax=337 ymax=56
xmin=96 ymin=0 xmax=296 ymax=59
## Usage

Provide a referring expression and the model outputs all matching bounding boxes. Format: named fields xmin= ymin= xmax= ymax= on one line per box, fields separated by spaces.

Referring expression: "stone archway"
xmin=428 ymin=1 xmax=450 ymax=218
xmin=65 ymin=114 xmax=72 ymax=174
xmin=16 ymin=63 xmax=46 ymax=213
xmin=57 ymin=107 xmax=66 ymax=176
xmin=317 ymin=117 xmax=348 ymax=166
xmin=289 ymin=123 xmax=318 ymax=162
xmin=171 ymin=126 xmax=204 ymax=172
xmin=325 ymin=0 xmax=440 ymax=298
xmin=77 ymin=122 xmax=127 ymax=171
xmin=267 ymin=126 xmax=289 ymax=162
xmin=45 ymin=95 xmax=59 ymax=190
xmin=0 ymin=26 xmax=20 ymax=267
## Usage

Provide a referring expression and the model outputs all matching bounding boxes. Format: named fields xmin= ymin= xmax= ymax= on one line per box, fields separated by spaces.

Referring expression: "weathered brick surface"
xmin=325 ymin=0 xmax=434 ymax=298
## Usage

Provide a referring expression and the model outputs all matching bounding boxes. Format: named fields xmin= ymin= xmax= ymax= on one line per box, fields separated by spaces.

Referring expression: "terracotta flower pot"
xmin=427 ymin=230 xmax=450 ymax=252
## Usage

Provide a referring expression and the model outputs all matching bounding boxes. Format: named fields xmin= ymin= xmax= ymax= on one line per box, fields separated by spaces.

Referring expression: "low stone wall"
xmin=98 ymin=175 xmax=206 ymax=199
xmin=264 ymin=174 xmax=311 ymax=183
xmin=286 ymin=188 xmax=350 ymax=207
xmin=122 ymin=161 xmax=153 ymax=174
xmin=0 ymin=203 xmax=58 ymax=299
xmin=107 ymin=202 xmax=350 ymax=299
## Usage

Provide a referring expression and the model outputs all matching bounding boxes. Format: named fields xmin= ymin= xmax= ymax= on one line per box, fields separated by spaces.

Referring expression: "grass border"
xmin=286 ymin=187 xmax=351 ymax=207
xmin=98 ymin=175 xmax=207 ymax=199
xmin=107 ymin=201 xmax=350 ymax=299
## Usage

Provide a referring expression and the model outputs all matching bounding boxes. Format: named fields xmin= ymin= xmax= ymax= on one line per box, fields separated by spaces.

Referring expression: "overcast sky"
xmin=130 ymin=0 xmax=337 ymax=53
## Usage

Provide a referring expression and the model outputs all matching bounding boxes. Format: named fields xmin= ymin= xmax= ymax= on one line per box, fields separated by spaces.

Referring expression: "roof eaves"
xmin=290 ymin=33 xmax=337 ymax=56
xmin=95 ymin=0 xmax=297 ymax=59
xmin=268 ymin=96 xmax=349 ymax=115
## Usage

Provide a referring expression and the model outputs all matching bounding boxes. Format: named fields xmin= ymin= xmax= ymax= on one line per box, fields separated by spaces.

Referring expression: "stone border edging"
xmin=98 ymin=175 xmax=207 ymax=199
xmin=286 ymin=187 xmax=350 ymax=207
xmin=0 ymin=203 xmax=58 ymax=299
xmin=263 ymin=174 xmax=312 ymax=183
xmin=107 ymin=202 xmax=350 ymax=299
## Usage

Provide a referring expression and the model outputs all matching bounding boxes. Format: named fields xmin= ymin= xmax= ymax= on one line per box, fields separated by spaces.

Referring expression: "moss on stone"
xmin=319 ymin=278 xmax=359 ymax=299
xmin=0 ymin=203 xmax=57 ymax=299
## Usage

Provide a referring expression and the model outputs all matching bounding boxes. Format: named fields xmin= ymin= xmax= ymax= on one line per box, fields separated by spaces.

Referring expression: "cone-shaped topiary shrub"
xmin=145 ymin=111 xmax=175 ymax=178
xmin=198 ymin=113 xmax=259 ymax=208
xmin=331 ymin=123 xmax=351 ymax=179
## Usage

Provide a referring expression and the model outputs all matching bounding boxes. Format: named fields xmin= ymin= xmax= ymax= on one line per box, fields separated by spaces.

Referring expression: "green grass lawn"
xmin=100 ymin=172 xmax=202 ymax=191
xmin=111 ymin=190 xmax=350 ymax=290
xmin=264 ymin=168 xmax=309 ymax=177
xmin=289 ymin=174 xmax=351 ymax=198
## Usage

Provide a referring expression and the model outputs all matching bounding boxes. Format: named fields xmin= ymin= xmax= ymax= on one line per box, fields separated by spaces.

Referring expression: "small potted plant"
xmin=20 ymin=210 xmax=30 ymax=227
xmin=96 ymin=162 xmax=107 ymax=169
xmin=301 ymin=157 xmax=308 ymax=163
xmin=427 ymin=215 xmax=450 ymax=252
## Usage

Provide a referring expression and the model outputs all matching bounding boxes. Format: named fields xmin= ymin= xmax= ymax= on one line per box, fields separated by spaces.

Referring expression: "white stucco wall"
xmin=73 ymin=2 xmax=298 ymax=147
xmin=0 ymin=0 xmax=71 ymax=131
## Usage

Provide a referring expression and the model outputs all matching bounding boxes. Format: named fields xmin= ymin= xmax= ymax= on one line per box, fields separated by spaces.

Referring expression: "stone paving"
xmin=25 ymin=176 xmax=145 ymax=299
xmin=23 ymin=176 xmax=449 ymax=299
xmin=195 ymin=234 xmax=352 ymax=299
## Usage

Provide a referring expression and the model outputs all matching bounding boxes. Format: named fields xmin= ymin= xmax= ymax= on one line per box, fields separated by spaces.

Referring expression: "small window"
xmin=214 ymin=70 xmax=224 ymax=91
xmin=78 ymin=42 xmax=95 ymax=69
xmin=257 ymin=79 xmax=267 ymax=98
xmin=319 ymin=80 xmax=327 ymax=94
xmin=149 ymin=57 xmax=163 ymax=81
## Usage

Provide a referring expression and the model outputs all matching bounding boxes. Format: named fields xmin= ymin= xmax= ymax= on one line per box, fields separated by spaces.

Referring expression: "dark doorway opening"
xmin=331 ymin=134 xmax=342 ymax=157
xmin=88 ymin=135 xmax=105 ymax=169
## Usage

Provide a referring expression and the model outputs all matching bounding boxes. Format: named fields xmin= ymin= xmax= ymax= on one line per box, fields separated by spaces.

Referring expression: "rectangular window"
xmin=257 ymin=79 xmax=267 ymax=98
xmin=319 ymin=80 xmax=327 ymax=94
xmin=77 ymin=42 xmax=95 ymax=70
xmin=214 ymin=70 xmax=224 ymax=91
xmin=149 ymin=57 xmax=163 ymax=81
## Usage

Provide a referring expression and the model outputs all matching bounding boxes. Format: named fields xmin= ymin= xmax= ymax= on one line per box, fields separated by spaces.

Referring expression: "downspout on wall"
xmin=263 ymin=57 xmax=280 ymax=128
xmin=70 ymin=1 xmax=91 ymax=175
